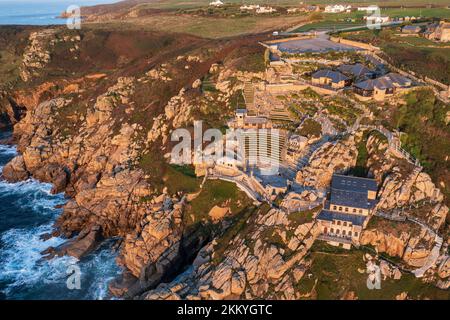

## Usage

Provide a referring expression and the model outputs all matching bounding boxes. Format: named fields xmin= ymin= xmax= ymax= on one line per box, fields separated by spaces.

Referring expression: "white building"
xmin=240 ymin=4 xmax=260 ymax=11
xmin=209 ymin=0 xmax=224 ymax=7
xmin=324 ymin=5 xmax=351 ymax=13
xmin=256 ymin=6 xmax=277 ymax=14
xmin=364 ymin=15 xmax=390 ymax=24
xmin=357 ymin=5 xmax=379 ymax=11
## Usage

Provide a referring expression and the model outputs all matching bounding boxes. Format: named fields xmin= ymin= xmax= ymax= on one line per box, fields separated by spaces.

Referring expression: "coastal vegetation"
xmin=298 ymin=242 xmax=450 ymax=300
xmin=340 ymin=29 xmax=450 ymax=85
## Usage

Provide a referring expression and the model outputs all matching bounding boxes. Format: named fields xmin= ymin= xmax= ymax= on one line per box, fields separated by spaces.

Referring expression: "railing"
xmin=317 ymin=234 xmax=353 ymax=244
xmin=374 ymin=210 xmax=406 ymax=222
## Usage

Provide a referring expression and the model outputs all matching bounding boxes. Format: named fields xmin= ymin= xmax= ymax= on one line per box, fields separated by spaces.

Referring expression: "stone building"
xmin=425 ymin=21 xmax=450 ymax=42
xmin=317 ymin=174 xmax=378 ymax=249
xmin=228 ymin=109 xmax=286 ymax=171
xmin=401 ymin=25 xmax=422 ymax=34
xmin=311 ymin=69 xmax=351 ymax=89
xmin=353 ymin=73 xmax=412 ymax=101
xmin=229 ymin=109 xmax=272 ymax=130
xmin=338 ymin=63 xmax=374 ymax=80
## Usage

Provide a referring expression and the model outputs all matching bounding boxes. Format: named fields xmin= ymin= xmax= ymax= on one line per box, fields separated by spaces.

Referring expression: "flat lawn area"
xmin=294 ymin=20 xmax=364 ymax=32
xmin=379 ymin=7 xmax=450 ymax=19
xmin=164 ymin=164 xmax=201 ymax=194
xmin=297 ymin=242 xmax=450 ymax=300
xmin=292 ymin=7 xmax=450 ymax=33
xmin=183 ymin=179 xmax=253 ymax=226
xmin=88 ymin=13 xmax=309 ymax=38
xmin=129 ymin=1 xmax=450 ymax=10
xmin=394 ymin=36 xmax=450 ymax=48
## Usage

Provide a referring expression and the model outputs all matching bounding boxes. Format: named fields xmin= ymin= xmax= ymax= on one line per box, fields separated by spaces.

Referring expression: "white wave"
xmin=0 ymin=179 xmax=66 ymax=217
xmin=82 ymin=243 xmax=122 ymax=300
xmin=0 ymin=143 xmax=120 ymax=300
xmin=0 ymin=224 xmax=120 ymax=300
xmin=0 ymin=144 xmax=17 ymax=156
xmin=0 ymin=223 xmax=73 ymax=296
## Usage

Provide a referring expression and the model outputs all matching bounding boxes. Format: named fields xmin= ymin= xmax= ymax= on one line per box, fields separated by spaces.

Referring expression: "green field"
xmin=293 ymin=7 xmax=450 ymax=32
xmin=130 ymin=1 xmax=450 ymax=10
xmin=340 ymin=28 xmax=450 ymax=84
xmin=297 ymin=242 xmax=450 ymax=300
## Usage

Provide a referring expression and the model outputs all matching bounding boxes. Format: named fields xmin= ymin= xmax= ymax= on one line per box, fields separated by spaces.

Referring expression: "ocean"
xmin=0 ymin=0 xmax=120 ymax=26
xmin=0 ymin=130 xmax=121 ymax=300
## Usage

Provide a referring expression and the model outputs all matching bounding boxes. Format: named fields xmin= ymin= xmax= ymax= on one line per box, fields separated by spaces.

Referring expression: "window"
xmin=339 ymin=207 xmax=343 ymax=211
xmin=337 ymin=221 xmax=341 ymax=225
xmin=331 ymin=228 xmax=334 ymax=233
xmin=333 ymin=206 xmax=337 ymax=210
xmin=343 ymin=222 xmax=347 ymax=227
xmin=359 ymin=209 xmax=363 ymax=214
xmin=342 ymin=230 xmax=346 ymax=236
xmin=336 ymin=229 xmax=340 ymax=235
xmin=345 ymin=207 xmax=349 ymax=212
xmin=353 ymin=208 xmax=356 ymax=213
xmin=332 ymin=220 xmax=335 ymax=225
xmin=354 ymin=232 xmax=358 ymax=237
xmin=348 ymin=231 xmax=352 ymax=236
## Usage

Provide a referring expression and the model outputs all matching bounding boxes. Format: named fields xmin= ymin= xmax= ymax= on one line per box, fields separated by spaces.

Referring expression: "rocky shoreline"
xmin=0 ymin=24 xmax=448 ymax=299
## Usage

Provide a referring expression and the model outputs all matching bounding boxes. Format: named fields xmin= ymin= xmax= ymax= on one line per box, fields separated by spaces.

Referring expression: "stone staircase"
xmin=285 ymin=137 xmax=331 ymax=176
xmin=374 ymin=207 xmax=444 ymax=278
xmin=269 ymin=108 xmax=292 ymax=122
xmin=243 ymin=82 xmax=255 ymax=109
xmin=412 ymin=234 xmax=443 ymax=278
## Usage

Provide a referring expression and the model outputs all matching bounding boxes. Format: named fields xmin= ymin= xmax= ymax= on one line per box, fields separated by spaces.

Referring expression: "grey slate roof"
xmin=317 ymin=210 xmax=367 ymax=226
xmin=330 ymin=189 xmax=377 ymax=209
xmin=311 ymin=69 xmax=349 ymax=83
xmin=402 ymin=25 xmax=422 ymax=32
xmin=338 ymin=63 xmax=372 ymax=77
xmin=354 ymin=73 xmax=411 ymax=91
xmin=385 ymin=73 xmax=412 ymax=87
xmin=331 ymin=174 xmax=378 ymax=192
xmin=354 ymin=77 xmax=393 ymax=90
xmin=330 ymin=174 xmax=378 ymax=209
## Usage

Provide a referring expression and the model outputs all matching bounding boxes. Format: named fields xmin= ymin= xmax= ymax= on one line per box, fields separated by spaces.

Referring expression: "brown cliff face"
xmin=142 ymin=206 xmax=322 ymax=300
xmin=3 ymin=24 xmax=447 ymax=300
xmin=1 ymin=26 xmax=270 ymax=297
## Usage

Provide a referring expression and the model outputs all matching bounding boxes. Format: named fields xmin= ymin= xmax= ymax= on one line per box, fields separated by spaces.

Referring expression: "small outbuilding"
xmin=311 ymin=69 xmax=351 ymax=89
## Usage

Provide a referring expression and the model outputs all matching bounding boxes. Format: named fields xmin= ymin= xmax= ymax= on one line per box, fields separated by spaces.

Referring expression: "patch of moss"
xmin=183 ymin=180 xmax=253 ymax=227
xmin=297 ymin=119 xmax=322 ymax=138
xmin=298 ymin=243 xmax=449 ymax=300
xmin=211 ymin=204 xmax=261 ymax=266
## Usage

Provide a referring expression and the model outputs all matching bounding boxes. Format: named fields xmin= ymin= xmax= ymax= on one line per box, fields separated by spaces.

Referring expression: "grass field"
xmin=340 ymin=28 xmax=450 ymax=84
xmin=84 ymin=0 xmax=450 ymax=38
xmin=293 ymin=7 xmax=450 ymax=32
xmin=297 ymin=242 xmax=450 ymax=300
xmin=184 ymin=179 xmax=254 ymax=226
xmin=88 ymin=14 xmax=309 ymax=38
xmin=125 ymin=1 xmax=450 ymax=10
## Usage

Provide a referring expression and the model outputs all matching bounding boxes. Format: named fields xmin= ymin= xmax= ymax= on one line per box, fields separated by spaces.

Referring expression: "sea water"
xmin=0 ymin=0 xmax=120 ymax=26
xmin=0 ymin=131 xmax=121 ymax=299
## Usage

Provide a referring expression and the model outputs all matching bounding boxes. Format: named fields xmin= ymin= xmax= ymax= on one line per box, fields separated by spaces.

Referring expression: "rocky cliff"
xmin=0 ymin=26 xmax=275 ymax=298
xmin=143 ymin=206 xmax=321 ymax=300
xmin=0 ymin=25 xmax=448 ymax=300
